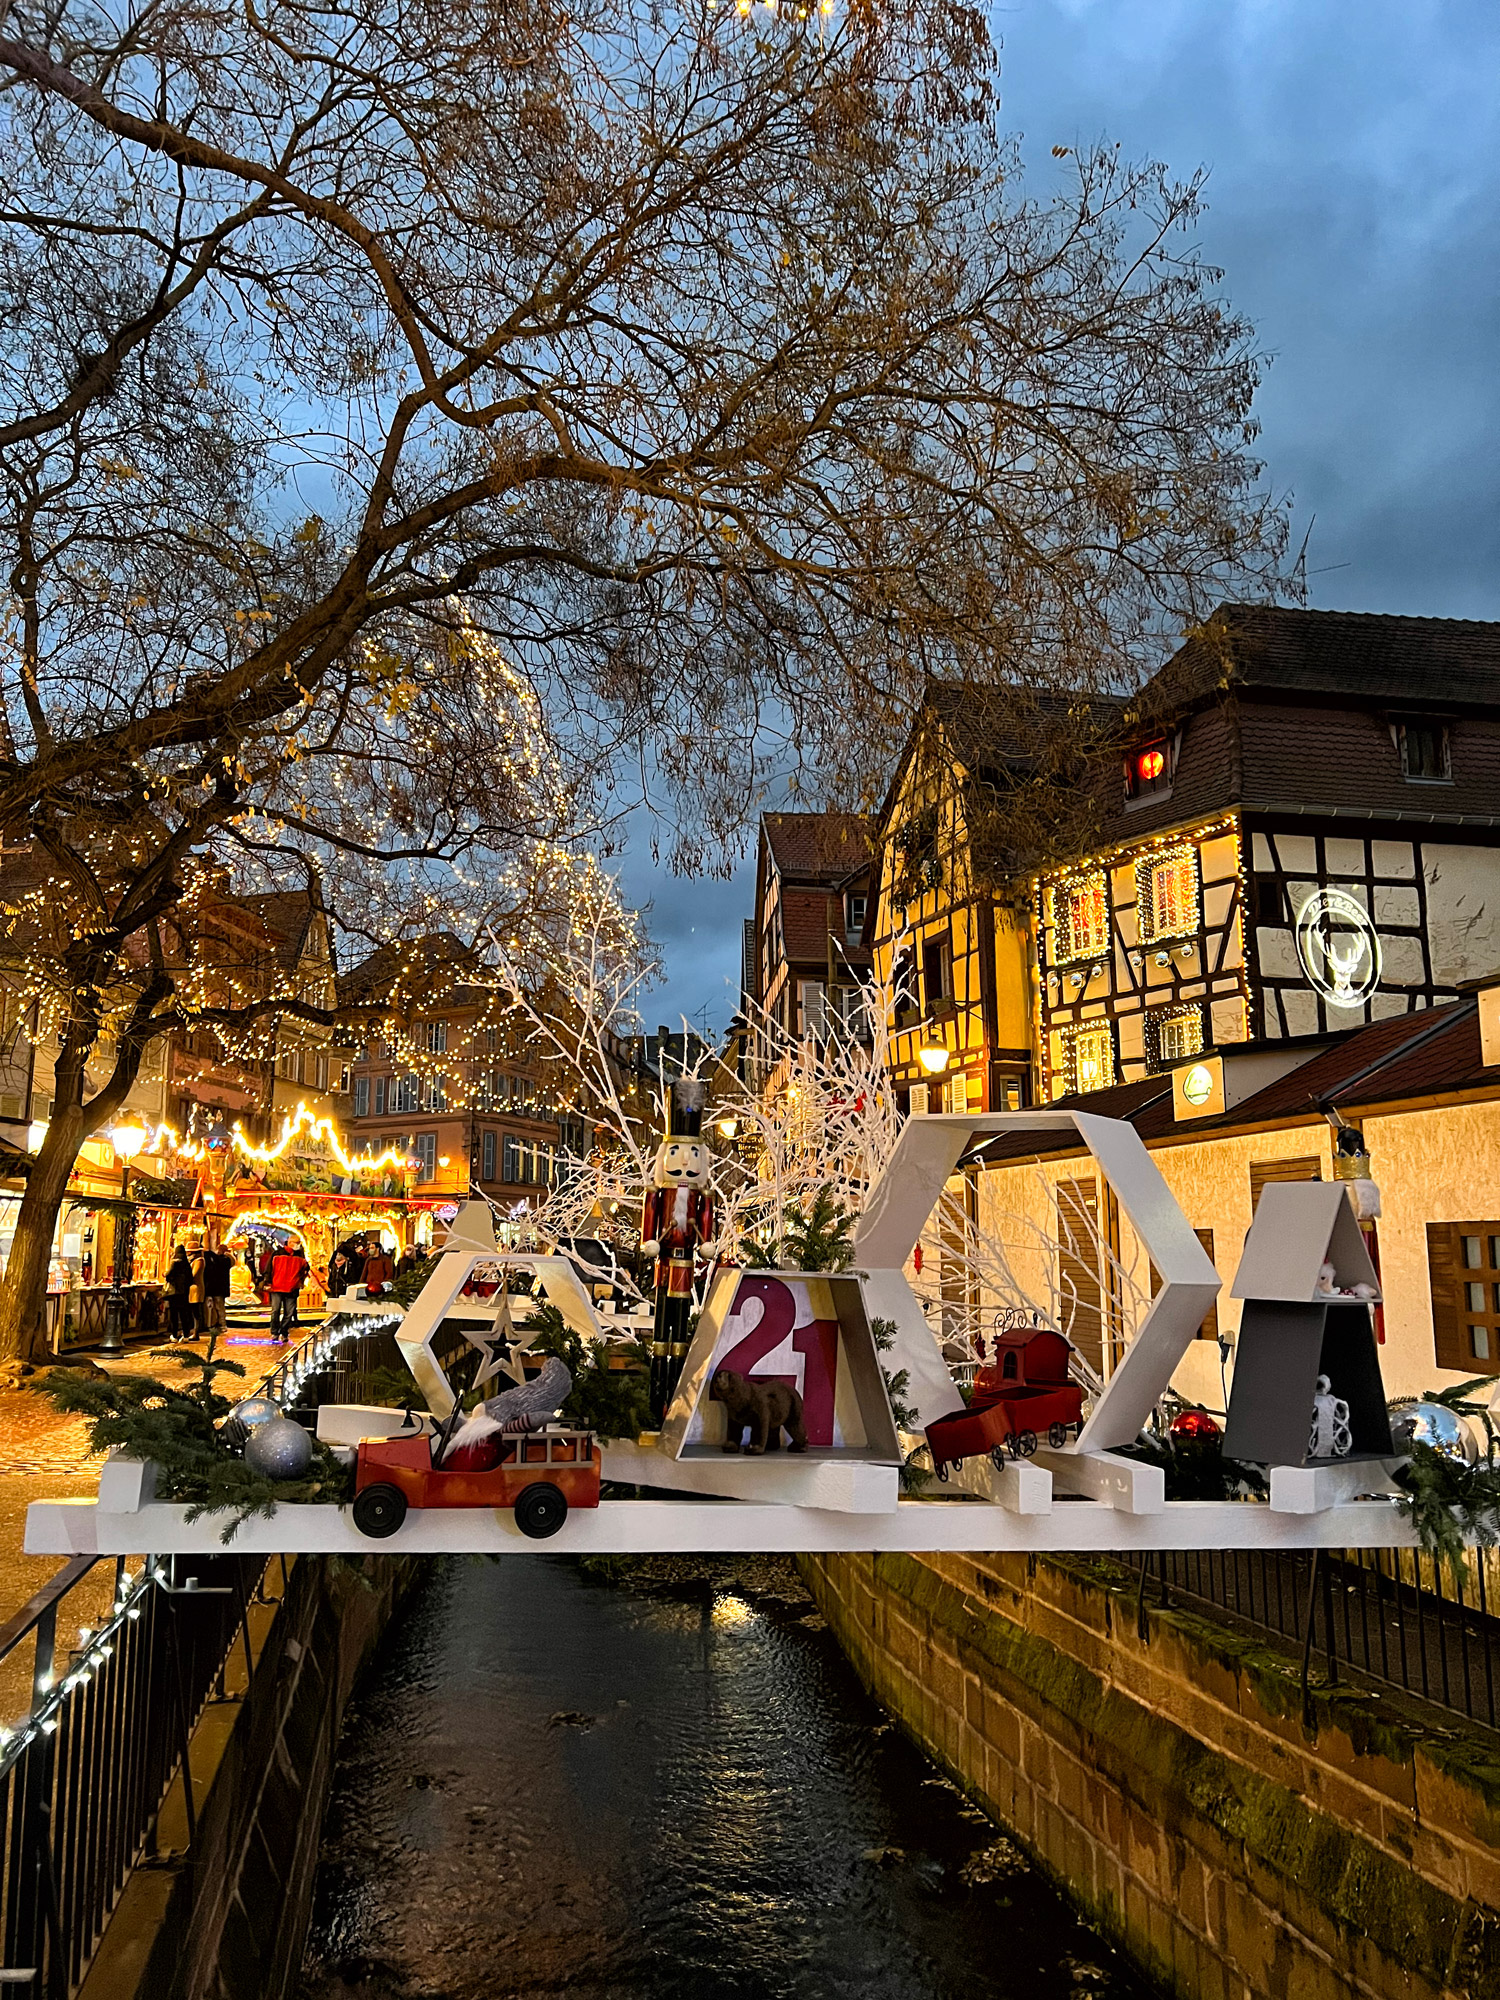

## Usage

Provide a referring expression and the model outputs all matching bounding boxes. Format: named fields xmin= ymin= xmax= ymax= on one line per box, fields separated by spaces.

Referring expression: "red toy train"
xmin=925 ymin=1327 xmax=1085 ymax=1478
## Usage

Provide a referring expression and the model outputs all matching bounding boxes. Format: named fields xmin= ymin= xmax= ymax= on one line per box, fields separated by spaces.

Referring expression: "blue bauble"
xmin=224 ymin=1395 xmax=281 ymax=1447
xmin=244 ymin=1415 xmax=313 ymax=1481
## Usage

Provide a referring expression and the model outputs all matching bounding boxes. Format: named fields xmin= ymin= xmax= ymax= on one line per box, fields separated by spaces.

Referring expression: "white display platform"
xmin=601 ymin=1438 xmax=899 ymax=1513
xmin=24 ymin=1491 xmax=1420 ymax=1556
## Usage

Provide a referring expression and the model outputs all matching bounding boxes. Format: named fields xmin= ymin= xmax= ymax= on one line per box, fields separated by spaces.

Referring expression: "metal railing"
xmin=254 ymin=1307 xmax=406 ymax=1412
xmin=0 ymin=1552 xmax=271 ymax=1995
xmin=1139 ymin=1545 xmax=1500 ymax=1732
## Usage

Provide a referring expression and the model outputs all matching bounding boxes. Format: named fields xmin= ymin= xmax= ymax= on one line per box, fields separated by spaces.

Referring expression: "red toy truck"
xmin=351 ymin=1427 xmax=602 ymax=1539
xmin=925 ymin=1328 xmax=1085 ymax=1477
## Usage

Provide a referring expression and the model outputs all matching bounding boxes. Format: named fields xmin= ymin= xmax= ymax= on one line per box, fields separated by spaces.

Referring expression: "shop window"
xmin=1137 ymin=845 xmax=1200 ymax=943
xmin=1398 ymin=719 xmax=1451 ymax=784
xmin=1052 ymin=873 xmax=1109 ymax=963
xmin=1124 ymin=739 xmax=1174 ymax=804
xmin=353 ymin=1075 xmax=370 ymax=1119
xmin=1148 ymin=1003 xmax=1205 ymax=1071
xmin=481 ymin=1129 xmax=497 ymax=1181
xmin=1428 ymin=1223 xmax=1500 ymax=1375
xmin=1065 ymin=1022 xmax=1116 ymax=1097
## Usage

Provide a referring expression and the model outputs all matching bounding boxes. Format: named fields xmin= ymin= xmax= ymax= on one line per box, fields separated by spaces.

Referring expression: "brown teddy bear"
xmin=709 ymin=1368 xmax=809 ymax=1454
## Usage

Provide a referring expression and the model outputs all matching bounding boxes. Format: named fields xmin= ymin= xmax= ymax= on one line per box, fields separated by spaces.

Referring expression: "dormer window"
xmin=1125 ymin=738 xmax=1174 ymax=804
xmin=1397 ymin=718 xmax=1451 ymax=783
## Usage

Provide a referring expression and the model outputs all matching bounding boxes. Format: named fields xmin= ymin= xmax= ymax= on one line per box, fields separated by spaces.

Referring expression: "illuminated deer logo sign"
xmin=1295 ymin=888 xmax=1382 ymax=1009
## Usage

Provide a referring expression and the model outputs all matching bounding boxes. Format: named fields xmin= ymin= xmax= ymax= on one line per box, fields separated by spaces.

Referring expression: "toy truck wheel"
xmin=1048 ymin=1422 xmax=1069 ymax=1448
xmin=1015 ymin=1430 xmax=1038 ymax=1457
xmin=352 ymin=1483 xmax=408 ymax=1539
xmin=514 ymin=1483 xmax=569 ymax=1540
xmin=990 ymin=1445 xmax=1008 ymax=1470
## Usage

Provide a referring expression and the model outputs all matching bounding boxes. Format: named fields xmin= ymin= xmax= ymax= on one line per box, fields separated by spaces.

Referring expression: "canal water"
xmin=298 ymin=1556 xmax=1159 ymax=2000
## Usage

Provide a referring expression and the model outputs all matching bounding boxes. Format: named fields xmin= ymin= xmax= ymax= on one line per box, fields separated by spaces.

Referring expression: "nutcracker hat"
xmin=665 ymin=1077 xmax=705 ymax=1137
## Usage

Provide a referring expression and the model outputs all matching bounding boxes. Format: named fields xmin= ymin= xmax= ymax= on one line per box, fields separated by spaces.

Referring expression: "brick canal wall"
xmin=79 ymin=1553 xmax=419 ymax=2000
xmin=799 ymin=1552 xmax=1500 ymax=2000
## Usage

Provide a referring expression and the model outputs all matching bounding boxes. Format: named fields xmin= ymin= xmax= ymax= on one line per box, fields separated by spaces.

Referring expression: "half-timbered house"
xmin=1037 ymin=606 xmax=1500 ymax=1098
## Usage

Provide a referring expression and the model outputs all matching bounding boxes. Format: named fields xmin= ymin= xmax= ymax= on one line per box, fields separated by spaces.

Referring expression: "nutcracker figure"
xmin=641 ymin=1080 xmax=717 ymax=1422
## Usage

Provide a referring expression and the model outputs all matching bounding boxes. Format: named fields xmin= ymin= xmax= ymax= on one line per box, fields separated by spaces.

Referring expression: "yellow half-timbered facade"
xmin=867 ymin=706 xmax=1034 ymax=1113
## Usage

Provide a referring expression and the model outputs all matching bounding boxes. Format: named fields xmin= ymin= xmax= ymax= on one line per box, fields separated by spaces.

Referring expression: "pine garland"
xmin=514 ymin=1304 xmax=652 ymax=1440
xmin=31 ymin=1353 xmax=352 ymax=1543
xmin=1394 ymin=1440 xmax=1500 ymax=1581
xmin=743 ymin=1187 xmax=856 ymax=1273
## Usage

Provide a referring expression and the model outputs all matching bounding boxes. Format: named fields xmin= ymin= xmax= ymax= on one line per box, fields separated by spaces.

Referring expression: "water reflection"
xmin=299 ymin=1556 xmax=1158 ymax=2000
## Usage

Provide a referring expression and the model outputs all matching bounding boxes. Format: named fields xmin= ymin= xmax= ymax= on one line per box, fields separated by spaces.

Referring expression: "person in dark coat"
xmin=203 ymin=1242 xmax=233 ymax=1346
xmin=164 ymin=1245 xmax=194 ymax=1342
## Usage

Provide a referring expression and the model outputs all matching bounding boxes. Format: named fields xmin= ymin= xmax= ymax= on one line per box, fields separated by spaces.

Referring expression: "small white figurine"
xmin=1314 ymin=1260 xmax=1338 ymax=1297
xmin=1309 ymin=1373 xmax=1353 ymax=1459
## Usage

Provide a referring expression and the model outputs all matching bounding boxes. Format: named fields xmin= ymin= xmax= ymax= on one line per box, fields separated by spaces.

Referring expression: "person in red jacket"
xmin=267 ymin=1236 xmax=310 ymax=1344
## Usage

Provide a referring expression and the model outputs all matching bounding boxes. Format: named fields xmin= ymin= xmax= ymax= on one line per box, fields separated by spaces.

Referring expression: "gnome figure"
xmin=642 ymin=1079 xmax=717 ymax=1421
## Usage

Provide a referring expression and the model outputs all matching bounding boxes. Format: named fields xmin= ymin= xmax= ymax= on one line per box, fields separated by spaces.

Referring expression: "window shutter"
xmin=1428 ymin=1222 xmax=1465 ymax=1372
xmin=1248 ymin=1156 xmax=1322 ymax=1210
xmin=909 ymin=1082 xmax=930 ymax=1116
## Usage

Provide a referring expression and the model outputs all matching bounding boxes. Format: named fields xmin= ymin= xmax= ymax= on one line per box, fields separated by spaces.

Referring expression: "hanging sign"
xmin=1295 ymin=888 xmax=1381 ymax=1009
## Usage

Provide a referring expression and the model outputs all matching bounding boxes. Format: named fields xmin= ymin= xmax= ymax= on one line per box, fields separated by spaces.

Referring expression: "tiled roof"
xmin=1139 ymin=604 xmax=1500 ymax=717
xmin=762 ymin=812 xmax=874 ymax=880
xmin=240 ymin=891 xmax=319 ymax=972
xmin=959 ymin=999 xmax=1490 ymax=1170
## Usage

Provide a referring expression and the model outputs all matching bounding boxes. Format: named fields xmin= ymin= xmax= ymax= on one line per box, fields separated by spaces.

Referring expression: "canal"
xmin=299 ymin=1555 xmax=1160 ymax=2000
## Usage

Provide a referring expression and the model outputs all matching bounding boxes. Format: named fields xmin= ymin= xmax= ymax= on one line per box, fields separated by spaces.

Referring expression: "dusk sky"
xmin=623 ymin=0 xmax=1500 ymax=1037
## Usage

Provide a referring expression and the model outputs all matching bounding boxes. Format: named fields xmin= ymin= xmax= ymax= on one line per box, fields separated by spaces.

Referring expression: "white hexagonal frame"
xmin=852 ymin=1111 xmax=1222 ymax=1450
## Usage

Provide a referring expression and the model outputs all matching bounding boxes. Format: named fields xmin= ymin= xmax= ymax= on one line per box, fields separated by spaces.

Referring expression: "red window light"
xmin=1136 ymin=746 xmax=1166 ymax=782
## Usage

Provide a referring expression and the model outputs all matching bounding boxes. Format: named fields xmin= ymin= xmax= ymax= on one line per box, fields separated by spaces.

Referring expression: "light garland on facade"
xmin=230 ymin=1103 xmax=413 ymax=1179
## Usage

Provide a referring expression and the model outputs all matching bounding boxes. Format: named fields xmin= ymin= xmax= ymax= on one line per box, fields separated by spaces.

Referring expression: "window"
xmin=845 ymin=892 xmax=867 ymax=943
xmin=558 ymin=1115 xmax=587 ymax=1156
xmin=353 ymin=1075 xmax=370 ymax=1119
xmin=921 ymin=936 xmax=950 ymax=1007
xmin=1428 ymin=1223 xmax=1500 ymax=1374
xmin=373 ymin=1076 xmax=387 ymax=1117
xmin=1251 ymin=873 xmax=1284 ymax=927
xmin=389 ymin=1074 xmax=419 ymax=1115
xmin=484 ymin=1026 xmax=497 ymax=1052
xmin=421 ymin=1073 xmax=447 ymax=1113
xmin=1137 ymin=845 xmax=1199 ymax=944
xmin=798 ymin=980 xmax=827 ymax=1037
xmin=502 ymin=1134 xmax=522 ymax=1183
xmin=1398 ymin=720 xmax=1451 ymax=784
xmin=481 ymin=1129 xmax=497 ymax=1181
xmin=413 ymin=1133 xmax=436 ymax=1182
xmin=1248 ymin=1156 xmax=1321 ymax=1210
xmin=1149 ymin=1004 xmax=1205 ymax=1070
xmin=1065 ymin=1023 xmax=1116 ymax=1096
xmin=420 ymin=1020 xmax=449 ymax=1053
xmin=1053 ymin=873 xmax=1109 ymax=963
xmin=1124 ymin=739 xmax=1173 ymax=803
xmin=315 ymin=1054 xmax=328 ymax=1091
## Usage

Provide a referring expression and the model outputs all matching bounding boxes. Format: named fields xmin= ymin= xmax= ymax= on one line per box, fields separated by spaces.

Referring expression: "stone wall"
xmin=79 ymin=1553 xmax=419 ymax=2000
xmin=800 ymin=1551 xmax=1500 ymax=2000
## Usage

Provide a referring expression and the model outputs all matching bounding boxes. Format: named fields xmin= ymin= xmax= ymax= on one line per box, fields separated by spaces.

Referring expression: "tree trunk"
xmin=0 ymin=1105 xmax=87 ymax=1366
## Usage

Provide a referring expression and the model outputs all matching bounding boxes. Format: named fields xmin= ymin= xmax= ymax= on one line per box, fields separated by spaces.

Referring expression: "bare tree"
xmin=0 ymin=0 xmax=1291 ymax=1358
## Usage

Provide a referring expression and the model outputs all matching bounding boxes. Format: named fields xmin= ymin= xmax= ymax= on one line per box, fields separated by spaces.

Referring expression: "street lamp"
xmin=100 ymin=1122 xmax=148 ymax=1358
xmin=917 ymin=1042 xmax=951 ymax=1076
xmin=717 ymin=1116 xmax=739 ymax=1140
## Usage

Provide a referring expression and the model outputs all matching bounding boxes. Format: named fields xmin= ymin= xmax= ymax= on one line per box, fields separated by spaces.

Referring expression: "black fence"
xmin=1141 ymin=1544 xmax=1500 ymax=1732
xmin=0 ymin=1552 xmax=270 ymax=1995
xmin=255 ymin=1307 xmax=407 ymax=1414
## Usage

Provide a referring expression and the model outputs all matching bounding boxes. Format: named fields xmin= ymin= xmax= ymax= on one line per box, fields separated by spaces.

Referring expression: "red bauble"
xmin=1170 ymin=1407 xmax=1221 ymax=1441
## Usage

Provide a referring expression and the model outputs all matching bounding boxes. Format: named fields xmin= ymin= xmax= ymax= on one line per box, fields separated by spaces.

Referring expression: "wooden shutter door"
xmin=1058 ymin=1177 xmax=1103 ymax=1379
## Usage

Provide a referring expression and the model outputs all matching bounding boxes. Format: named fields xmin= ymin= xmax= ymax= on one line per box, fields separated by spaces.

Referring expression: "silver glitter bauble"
xmin=1387 ymin=1399 xmax=1479 ymax=1464
xmin=243 ymin=1415 xmax=313 ymax=1481
xmin=223 ymin=1395 xmax=281 ymax=1447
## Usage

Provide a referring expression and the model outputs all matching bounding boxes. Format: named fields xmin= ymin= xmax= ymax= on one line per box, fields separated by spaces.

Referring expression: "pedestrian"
xmin=345 ymin=1235 xmax=368 ymax=1287
xmin=267 ymin=1236 xmax=310 ymax=1344
xmin=188 ymin=1243 xmax=207 ymax=1337
xmin=164 ymin=1244 xmax=194 ymax=1341
xmin=362 ymin=1237 xmax=395 ymax=1294
xmin=203 ymin=1239 xmax=232 ymax=1353
xmin=256 ymin=1241 xmax=274 ymax=1302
